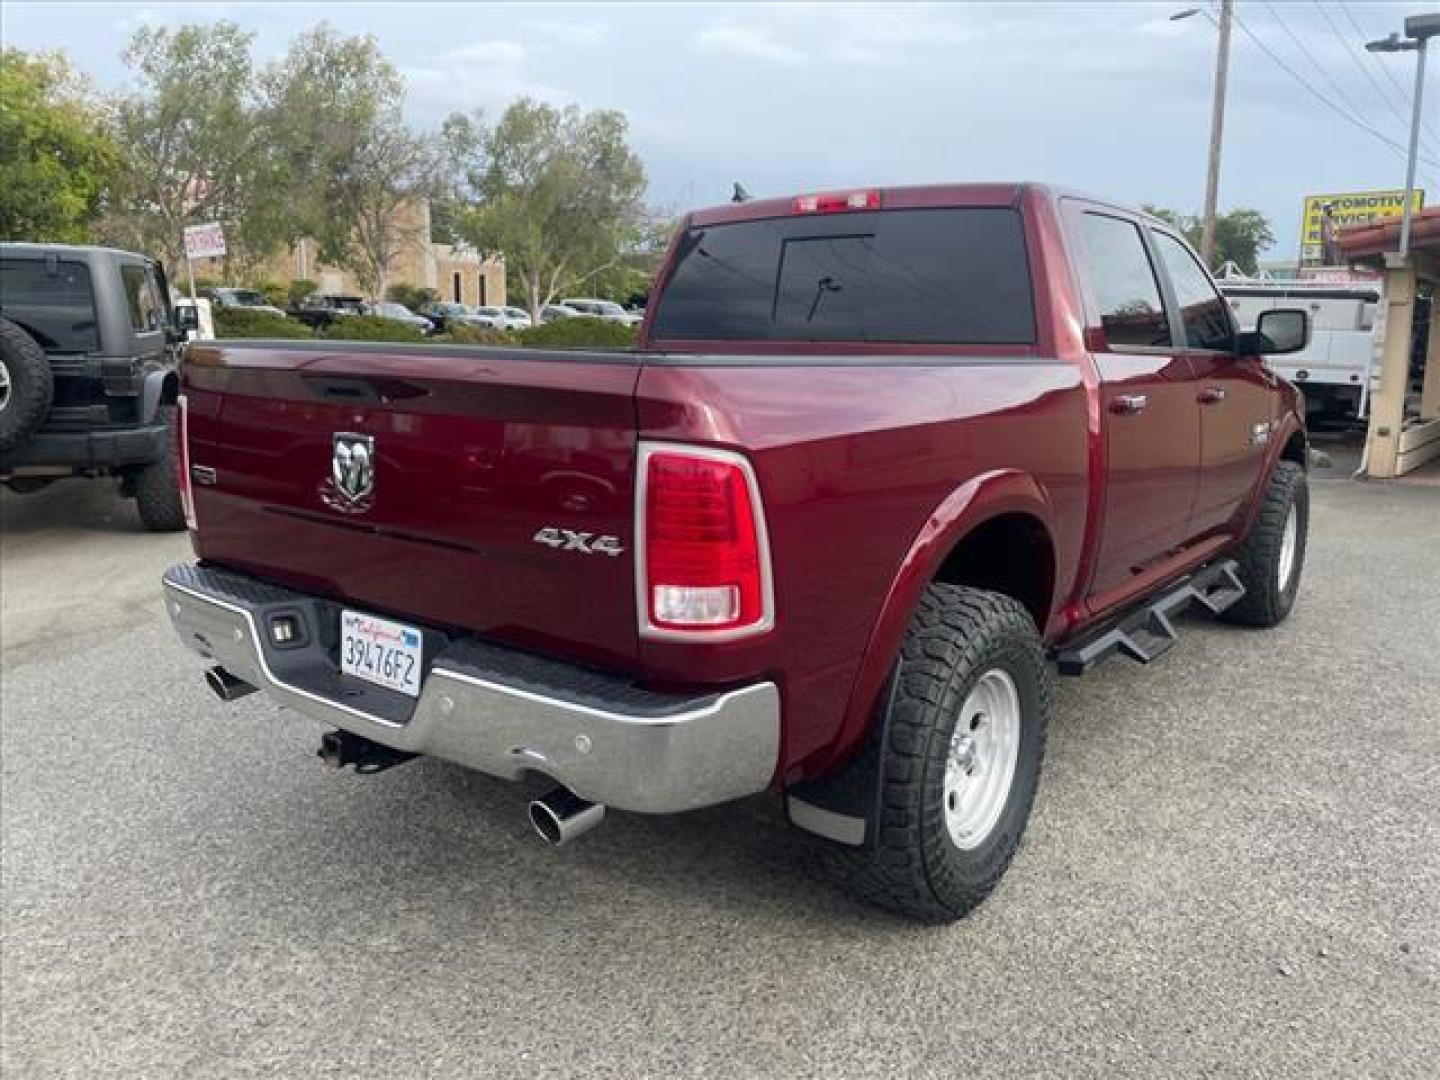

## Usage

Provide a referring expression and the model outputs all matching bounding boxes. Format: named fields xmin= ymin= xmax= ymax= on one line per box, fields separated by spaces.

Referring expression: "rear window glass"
xmin=650 ymin=207 xmax=1035 ymax=344
xmin=0 ymin=258 xmax=98 ymax=353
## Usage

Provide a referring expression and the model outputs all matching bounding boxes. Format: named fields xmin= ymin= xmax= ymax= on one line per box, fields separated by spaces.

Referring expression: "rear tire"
xmin=1222 ymin=461 xmax=1307 ymax=628
xmin=0 ymin=317 xmax=54 ymax=452
xmin=827 ymin=585 xmax=1049 ymax=923
xmin=133 ymin=405 xmax=186 ymax=532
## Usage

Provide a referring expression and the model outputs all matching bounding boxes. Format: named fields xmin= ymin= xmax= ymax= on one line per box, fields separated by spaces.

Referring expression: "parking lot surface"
xmin=3 ymin=475 xmax=1437 ymax=1079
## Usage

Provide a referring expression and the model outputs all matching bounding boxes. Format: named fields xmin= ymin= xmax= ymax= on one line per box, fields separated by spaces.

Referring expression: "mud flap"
xmin=784 ymin=672 xmax=900 ymax=848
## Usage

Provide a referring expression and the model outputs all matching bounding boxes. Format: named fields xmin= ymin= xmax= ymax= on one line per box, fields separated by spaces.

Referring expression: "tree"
xmin=0 ymin=49 xmax=120 ymax=242
xmin=440 ymin=99 xmax=647 ymax=320
xmin=103 ymin=23 xmax=277 ymax=280
xmin=1144 ymin=206 xmax=1275 ymax=275
xmin=261 ymin=26 xmax=436 ymax=298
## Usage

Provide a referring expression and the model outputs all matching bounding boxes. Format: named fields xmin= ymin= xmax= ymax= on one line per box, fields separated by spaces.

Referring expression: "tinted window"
xmin=1078 ymin=214 xmax=1170 ymax=349
xmin=650 ymin=207 xmax=1035 ymax=345
xmin=1153 ymin=231 xmax=1234 ymax=350
xmin=121 ymin=264 xmax=163 ymax=332
xmin=0 ymin=258 xmax=99 ymax=353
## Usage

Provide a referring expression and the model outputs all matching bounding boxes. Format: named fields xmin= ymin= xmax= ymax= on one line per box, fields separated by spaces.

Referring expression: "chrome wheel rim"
xmin=1277 ymin=503 xmax=1298 ymax=592
xmin=943 ymin=669 xmax=1021 ymax=850
xmin=0 ymin=363 xmax=10 ymax=413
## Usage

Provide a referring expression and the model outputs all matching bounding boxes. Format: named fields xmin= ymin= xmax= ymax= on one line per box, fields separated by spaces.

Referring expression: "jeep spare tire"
xmin=0 ymin=317 xmax=54 ymax=452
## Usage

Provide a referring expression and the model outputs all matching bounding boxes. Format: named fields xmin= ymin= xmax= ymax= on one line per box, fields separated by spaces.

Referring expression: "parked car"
xmin=540 ymin=303 xmax=580 ymax=323
xmin=561 ymin=298 xmax=640 ymax=325
xmin=0 ymin=243 xmax=188 ymax=530
xmin=202 ymin=287 xmax=287 ymax=319
xmin=500 ymin=306 xmax=534 ymax=330
xmin=369 ymin=301 xmax=436 ymax=334
xmin=420 ymin=301 xmax=496 ymax=333
xmin=291 ymin=293 xmax=368 ymax=330
xmin=161 ymin=183 xmax=1312 ymax=920
xmin=1221 ymin=278 xmax=1380 ymax=423
xmin=471 ymin=306 xmax=515 ymax=330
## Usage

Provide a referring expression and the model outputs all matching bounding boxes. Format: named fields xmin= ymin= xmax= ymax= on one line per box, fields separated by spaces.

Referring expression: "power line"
xmin=1265 ymin=0 xmax=1438 ymax=163
xmin=1265 ymin=1 xmax=1362 ymax=113
xmin=1221 ymin=4 xmax=1440 ymax=171
xmin=1315 ymin=2 xmax=1410 ymax=126
xmin=1332 ymin=0 xmax=1440 ymax=150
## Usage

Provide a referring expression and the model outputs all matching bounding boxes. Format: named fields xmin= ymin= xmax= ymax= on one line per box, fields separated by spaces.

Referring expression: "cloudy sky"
xmin=4 ymin=1 xmax=1433 ymax=259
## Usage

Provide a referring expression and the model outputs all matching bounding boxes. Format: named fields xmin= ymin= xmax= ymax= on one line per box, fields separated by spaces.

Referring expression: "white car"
xmin=500 ymin=306 xmax=533 ymax=330
xmin=473 ymin=306 xmax=524 ymax=330
xmin=560 ymin=298 xmax=637 ymax=324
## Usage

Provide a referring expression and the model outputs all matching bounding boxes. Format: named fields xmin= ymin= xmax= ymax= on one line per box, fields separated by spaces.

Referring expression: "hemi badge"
xmin=191 ymin=465 xmax=218 ymax=485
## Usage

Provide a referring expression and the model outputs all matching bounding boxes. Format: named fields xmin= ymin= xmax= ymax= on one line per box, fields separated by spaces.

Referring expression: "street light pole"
xmin=1368 ymin=14 xmax=1440 ymax=258
xmin=1400 ymin=37 xmax=1428 ymax=256
xmin=1200 ymin=0 xmax=1233 ymax=268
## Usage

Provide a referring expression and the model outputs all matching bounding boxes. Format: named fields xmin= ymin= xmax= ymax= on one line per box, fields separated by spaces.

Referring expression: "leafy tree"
xmin=385 ymin=283 xmax=436 ymax=311
xmin=440 ymin=99 xmax=647 ymax=320
xmin=102 ymin=23 xmax=283 ymax=281
xmin=0 ymin=49 xmax=121 ymax=242
xmin=1144 ymin=206 xmax=1275 ymax=275
xmin=262 ymin=26 xmax=436 ymax=298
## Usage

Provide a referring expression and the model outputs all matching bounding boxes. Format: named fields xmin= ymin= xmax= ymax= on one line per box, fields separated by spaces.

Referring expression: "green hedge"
xmin=440 ymin=323 xmax=513 ymax=346
xmin=213 ymin=307 xmax=315 ymax=339
xmin=320 ymin=315 xmax=427 ymax=343
xmin=516 ymin=317 xmax=637 ymax=348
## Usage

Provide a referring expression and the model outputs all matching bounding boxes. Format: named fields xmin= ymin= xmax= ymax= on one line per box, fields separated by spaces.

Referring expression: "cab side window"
xmin=1152 ymin=231 xmax=1235 ymax=351
xmin=1077 ymin=213 xmax=1171 ymax=349
xmin=121 ymin=264 xmax=163 ymax=333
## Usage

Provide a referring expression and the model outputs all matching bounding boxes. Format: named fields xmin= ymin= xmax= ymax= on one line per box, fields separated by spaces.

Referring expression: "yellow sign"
xmin=1300 ymin=189 xmax=1424 ymax=264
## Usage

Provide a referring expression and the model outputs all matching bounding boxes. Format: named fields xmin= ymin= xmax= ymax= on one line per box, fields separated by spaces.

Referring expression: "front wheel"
xmin=1222 ymin=460 xmax=1308 ymax=628
xmin=828 ymin=584 xmax=1049 ymax=923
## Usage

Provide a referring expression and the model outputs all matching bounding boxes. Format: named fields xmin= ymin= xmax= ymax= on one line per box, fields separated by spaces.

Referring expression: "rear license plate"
xmin=340 ymin=610 xmax=423 ymax=697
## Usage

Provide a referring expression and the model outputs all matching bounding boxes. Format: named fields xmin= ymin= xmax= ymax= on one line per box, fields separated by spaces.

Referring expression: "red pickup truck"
xmin=163 ymin=183 xmax=1311 ymax=922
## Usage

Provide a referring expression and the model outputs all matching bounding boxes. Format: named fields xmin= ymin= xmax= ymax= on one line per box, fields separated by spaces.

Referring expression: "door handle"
xmin=1198 ymin=386 xmax=1227 ymax=404
xmin=1110 ymin=394 xmax=1149 ymax=415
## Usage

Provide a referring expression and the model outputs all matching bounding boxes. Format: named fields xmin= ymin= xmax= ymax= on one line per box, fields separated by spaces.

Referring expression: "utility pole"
xmin=1200 ymin=0 xmax=1234 ymax=268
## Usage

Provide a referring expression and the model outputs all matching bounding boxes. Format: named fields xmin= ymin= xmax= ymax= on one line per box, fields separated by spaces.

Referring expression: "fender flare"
xmin=1235 ymin=410 xmax=1307 ymax=537
xmin=139 ymin=369 xmax=179 ymax=425
xmin=785 ymin=469 xmax=1057 ymax=845
xmin=827 ymin=468 xmax=1056 ymax=778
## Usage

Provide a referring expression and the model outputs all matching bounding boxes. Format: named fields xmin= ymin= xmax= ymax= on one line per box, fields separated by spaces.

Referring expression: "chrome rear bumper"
xmin=162 ymin=564 xmax=780 ymax=813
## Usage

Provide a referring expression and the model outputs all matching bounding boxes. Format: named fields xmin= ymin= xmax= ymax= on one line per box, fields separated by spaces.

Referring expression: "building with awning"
xmin=1337 ymin=209 xmax=1440 ymax=478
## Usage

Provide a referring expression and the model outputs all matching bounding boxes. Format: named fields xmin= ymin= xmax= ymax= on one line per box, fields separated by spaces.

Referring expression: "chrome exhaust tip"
xmin=528 ymin=786 xmax=605 ymax=846
xmin=206 ymin=665 xmax=258 ymax=703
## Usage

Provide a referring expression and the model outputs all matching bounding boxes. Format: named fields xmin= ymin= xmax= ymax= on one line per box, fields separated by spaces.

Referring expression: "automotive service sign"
xmin=1300 ymin=189 xmax=1423 ymax=264
xmin=183 ymin=222 xmax=227 ymax=260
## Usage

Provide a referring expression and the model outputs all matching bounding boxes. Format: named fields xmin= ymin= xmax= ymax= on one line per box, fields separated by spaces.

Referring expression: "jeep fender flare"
xmin=139 ymin=369 xmax=179 ymax=426
xmin=827 ymin=468 xmax=1056 ymax=777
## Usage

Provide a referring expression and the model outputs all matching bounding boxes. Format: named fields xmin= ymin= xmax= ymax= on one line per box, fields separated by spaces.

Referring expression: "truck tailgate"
xmin=183 ymin=342 xmax=642 ymax=670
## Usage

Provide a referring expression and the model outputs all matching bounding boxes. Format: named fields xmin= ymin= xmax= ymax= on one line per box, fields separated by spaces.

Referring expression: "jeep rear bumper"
xmin=0 ymin=422 xmax=167 ymax=472
xmin=162 ymin=563 xmax=780 ymax=813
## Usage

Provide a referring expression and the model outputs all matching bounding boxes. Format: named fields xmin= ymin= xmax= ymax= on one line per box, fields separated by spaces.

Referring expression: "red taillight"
xmin=176 ymin=394 xmax=196 ymax=530
xmin=792 ymin=189 xmax=881 ymax=215
xmin=639 ymin=444 xmax=773 ymax=639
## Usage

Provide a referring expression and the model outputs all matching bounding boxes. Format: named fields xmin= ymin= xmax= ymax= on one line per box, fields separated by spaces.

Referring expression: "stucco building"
xmin=197 ymin=201 xmax=507 ymax=307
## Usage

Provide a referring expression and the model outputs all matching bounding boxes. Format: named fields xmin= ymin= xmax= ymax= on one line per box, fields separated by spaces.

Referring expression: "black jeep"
xmin=0 ymin=243 xmax=193 ymax=531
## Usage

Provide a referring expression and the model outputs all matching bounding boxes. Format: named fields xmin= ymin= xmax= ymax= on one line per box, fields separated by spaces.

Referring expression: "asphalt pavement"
xmin=2 ymin=474 xmax=1437 ymax=1079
